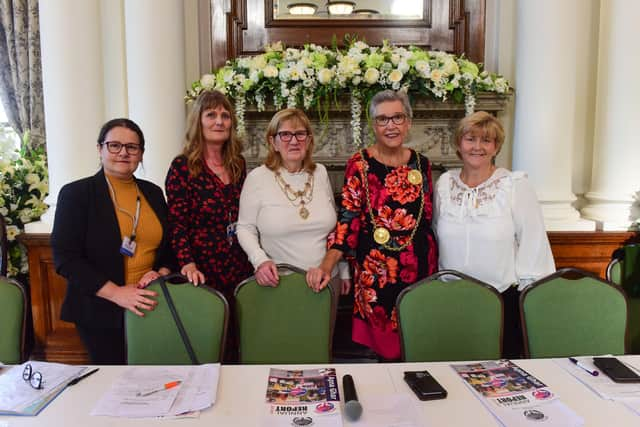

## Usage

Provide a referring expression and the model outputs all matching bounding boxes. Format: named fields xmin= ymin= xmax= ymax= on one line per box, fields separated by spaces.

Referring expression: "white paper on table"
xmin=620 ymin=398 xmax=640 ymax=416
xmin=91 ymin=364 xmax=220 ymax=418
xmin=91 ymin=366 xmax=183 ymax=418
xmin=166 ymin=364 xmax=219 ymax=415
xmin=0 ymin=362 xmax=86 ymax=412
xmin=555 ymin=357 xmax=640 ymax=401
xmin=351 ymin=393 xmax=423 ymax=427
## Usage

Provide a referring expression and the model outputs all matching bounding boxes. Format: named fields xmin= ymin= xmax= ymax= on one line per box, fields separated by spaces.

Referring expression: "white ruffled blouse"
xmin=434 ymin=168 xmax=555 ymax=292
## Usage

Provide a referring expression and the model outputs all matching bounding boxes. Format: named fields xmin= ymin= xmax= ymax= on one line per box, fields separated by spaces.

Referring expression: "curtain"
xmin=0 ymin=0 xmax=44 ymax=149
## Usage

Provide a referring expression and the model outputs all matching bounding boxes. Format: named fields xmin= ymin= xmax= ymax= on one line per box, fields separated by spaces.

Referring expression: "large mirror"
xmin=273 ymin=0 xmax=424 ymax=20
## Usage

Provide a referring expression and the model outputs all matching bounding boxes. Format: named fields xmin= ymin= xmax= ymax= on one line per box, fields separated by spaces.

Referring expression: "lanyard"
xmin=105 ymin=176 xmax=141 ymax=241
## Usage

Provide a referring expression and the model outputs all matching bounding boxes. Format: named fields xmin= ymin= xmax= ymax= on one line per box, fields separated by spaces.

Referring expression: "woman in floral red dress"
xmin=307 ymin=90 xmax=438 ymax=360
xmin=165 ymin=90 xmax=253 ymax=300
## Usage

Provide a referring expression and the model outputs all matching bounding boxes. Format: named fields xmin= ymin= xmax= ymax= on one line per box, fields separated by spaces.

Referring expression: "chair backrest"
xmin=396 ymin=270 xmax=503 ymax=362
xmin=521 ymin=268 xmax=628 ymax=358
xmin=0 ymin=215 xmax=8 ymax=276
xmin=0 ymin=276 xmax=26 ymax=363
xmin=234 ymin=264 xmax=335 ymax=364
xmin=125 ymin=275 xmax=229 ymax=364
xmin=606 ymin=244 xmax=640 ymax=296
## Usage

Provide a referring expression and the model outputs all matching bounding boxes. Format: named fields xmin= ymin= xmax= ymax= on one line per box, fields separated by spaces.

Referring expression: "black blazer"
xmin=51 ymin=169 xmax=176 ymax=329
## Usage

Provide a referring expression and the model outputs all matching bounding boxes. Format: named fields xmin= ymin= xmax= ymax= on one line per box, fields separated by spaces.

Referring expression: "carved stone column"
xmin=512 ymin=0 xmax=593 ymax=231
xmin=124 ymin=0 xmax=186 ymax=187
xmin=581 ymin=0 xmax=640 ymax=230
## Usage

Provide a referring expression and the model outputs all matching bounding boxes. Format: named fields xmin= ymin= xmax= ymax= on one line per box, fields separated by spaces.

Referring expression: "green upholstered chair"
xmin=0 ymin=276 xmax=27 ymax=364
xmin=234 ymin=264 xmax=335 ymax=364
xmin=396 ymin=270 xmax=503 ymax=362
xmin=521 ymin=268 xmax=628 ymax=358
xmin=125 ymin=274 xmax=229 ymax=364
xmin=0 ymin=215 xmax=8 ymax=276
xmin=607 ymin=244 xmax=640 ymax=353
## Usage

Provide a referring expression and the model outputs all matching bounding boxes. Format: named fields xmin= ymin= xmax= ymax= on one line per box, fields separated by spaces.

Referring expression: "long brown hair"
xmin=264 ymin=108 xmax=316 ymax=173
xmin=183 ymin=90 xmax=245 ymax=183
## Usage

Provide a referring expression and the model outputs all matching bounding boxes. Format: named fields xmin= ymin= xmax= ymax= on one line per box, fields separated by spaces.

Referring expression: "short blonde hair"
xmin=453 ymin=111 xmax=505 ymax=160
xmin=264 ymin=108 xmax=316 ymax=173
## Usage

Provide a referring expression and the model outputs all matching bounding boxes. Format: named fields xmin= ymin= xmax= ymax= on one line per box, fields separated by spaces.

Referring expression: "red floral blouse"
xmin=165 ymin=155 xmax=253 ymax=300
xmin=328 ymin=149 xmax=438 ymax=359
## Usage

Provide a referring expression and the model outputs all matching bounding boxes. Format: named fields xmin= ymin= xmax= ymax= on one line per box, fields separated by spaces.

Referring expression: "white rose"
xmin=352 ymin=76 xmax=362 ymax=86
xmin=317 ymin=68 xmax=334 ymax=84
xmin=199 ymin=74 xmax=216 ymax=88
xmin=397 ymin=60 xmax=410 ymax=74
xmin=264 ymin=65 xmax=278 ymax=78
xmin=252 ymin=55 xmax=267 ymax=69
xmin=391 ymin=54 xmax=400 ymax=65
xmin=25 ymin=173 xmax=40 ymax=185
xmin=415 ymin=60 xmax=430 ymax=76
xmin=430 ymin=69 xmax=443 ymax=83
xmin=443 ymin=58 xmax=459 ymax=75
xmin=364 ymin=68 xmax=380 ymax=85
xmin=6 ymin=225 xmax=19 ymax=241
xmin=389 ymin=69 xmax=403 ymax=83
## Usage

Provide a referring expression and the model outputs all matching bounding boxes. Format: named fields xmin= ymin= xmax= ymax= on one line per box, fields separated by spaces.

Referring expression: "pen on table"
xmin=136 ymin=380 xmax=182 ymax=397
xmin=68 ymin=368 xmax=100 ymax=386
xmin=569 ymin=357 xmax=599 ymax=376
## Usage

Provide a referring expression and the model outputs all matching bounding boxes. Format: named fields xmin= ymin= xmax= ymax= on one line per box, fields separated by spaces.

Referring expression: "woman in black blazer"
xmin=51 ymin=118 xmax=175 ymax=364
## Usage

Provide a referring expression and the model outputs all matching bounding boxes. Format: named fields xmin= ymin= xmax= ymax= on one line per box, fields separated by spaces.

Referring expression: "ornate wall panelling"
xmin=200 ymin=0 xmax=486 ymax=70
xmin=243 ymin=93 xmax=510 ymax=193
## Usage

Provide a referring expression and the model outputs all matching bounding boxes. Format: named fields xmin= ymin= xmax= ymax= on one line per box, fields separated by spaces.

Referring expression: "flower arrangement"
xmin=186 ymin=38 xmax=510 ymax=146
xmin=0 ymin=126 xmax=49 ymax=279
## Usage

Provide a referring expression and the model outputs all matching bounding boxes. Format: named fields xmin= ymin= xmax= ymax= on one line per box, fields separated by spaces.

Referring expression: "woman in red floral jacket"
xmin=307 ymin=90 xmax=438 ymax=360
xmin=165 ymin=90 xmax=253 ymax=300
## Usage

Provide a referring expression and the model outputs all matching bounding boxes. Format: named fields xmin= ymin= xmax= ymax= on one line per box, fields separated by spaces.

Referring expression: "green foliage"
xmin=0 ymin=127 xmax=49 ymax=279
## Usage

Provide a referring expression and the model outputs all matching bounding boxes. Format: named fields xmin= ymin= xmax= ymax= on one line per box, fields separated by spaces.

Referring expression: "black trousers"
xmin=502 ymin=285 xmax=524 ymax=359
xmin=75 ymin=324 xmax=126 ymax=365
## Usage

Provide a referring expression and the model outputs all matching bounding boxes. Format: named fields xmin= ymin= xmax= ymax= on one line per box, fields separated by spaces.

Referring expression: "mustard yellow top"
xmin=106 ymin=173 xmax=163 ymax=285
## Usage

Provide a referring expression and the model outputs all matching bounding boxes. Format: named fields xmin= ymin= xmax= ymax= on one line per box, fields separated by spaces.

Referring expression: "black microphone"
xmin=343 ymin=374 xmax=363 ymax=421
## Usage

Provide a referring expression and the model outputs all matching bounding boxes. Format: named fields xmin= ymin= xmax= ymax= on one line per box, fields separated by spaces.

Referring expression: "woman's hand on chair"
xmin=255 ymin=261 xmax=279 ymax=287
xmin=97 ymin=281 xmax=158 ymax=317
xmin=181 ymin=262 xmax=206 ymax=286
xmin=137 ymin=270 xmax=161 ymax=289
xmin=339 ymin=278 xmax=352 ymax=295
xmin=306 ymin=267 xmax=331 ymax=293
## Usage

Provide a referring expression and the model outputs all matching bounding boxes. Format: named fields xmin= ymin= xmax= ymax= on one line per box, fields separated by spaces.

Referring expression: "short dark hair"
xmin=97 ymin=118 xmax=145 ymax=151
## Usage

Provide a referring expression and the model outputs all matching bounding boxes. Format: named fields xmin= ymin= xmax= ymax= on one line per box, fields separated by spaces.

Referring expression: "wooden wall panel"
xmin=203 ymin=0 xmax=486 ymax=70
xmin=548 ymin=231 xmax=639 ymax=279
xmin=19 ymin=234 xmax=88 ymax=364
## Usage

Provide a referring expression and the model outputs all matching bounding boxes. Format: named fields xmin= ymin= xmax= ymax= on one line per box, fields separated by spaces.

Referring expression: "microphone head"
xmin=344 ymin=400 xmax=363 ymax=421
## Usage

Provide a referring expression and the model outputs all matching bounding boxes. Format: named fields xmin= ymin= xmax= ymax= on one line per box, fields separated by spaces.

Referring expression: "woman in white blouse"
xmin=434 ymin=111 xmax=555 ymax=358
xmin=237 ymin=108 xmax=350 ymax=294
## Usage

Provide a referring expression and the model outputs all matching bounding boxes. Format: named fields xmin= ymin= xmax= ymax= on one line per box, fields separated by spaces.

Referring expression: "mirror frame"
xmin=266 ymin=0 xmax=431 ymax=27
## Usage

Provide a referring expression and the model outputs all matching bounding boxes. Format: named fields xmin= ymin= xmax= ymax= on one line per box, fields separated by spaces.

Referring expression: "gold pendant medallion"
xmin=299 ymin=206 xmax=310 ymax=219
xmin=407 ymin=169 xmax=423 ymax=185
xmin=373 ymin=227 xmax=391 ymax=245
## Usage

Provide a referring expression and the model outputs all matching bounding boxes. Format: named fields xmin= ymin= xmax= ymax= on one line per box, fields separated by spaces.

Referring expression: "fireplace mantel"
xmin=241 ymin=92 xmax=511 ymax=192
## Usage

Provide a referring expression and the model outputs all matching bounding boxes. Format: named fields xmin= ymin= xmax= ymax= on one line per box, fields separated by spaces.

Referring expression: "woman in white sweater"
xmin=237 ymin=109 xmax=350 ymax=293
xmin=434 ymin=111 xmax=555 ymax=358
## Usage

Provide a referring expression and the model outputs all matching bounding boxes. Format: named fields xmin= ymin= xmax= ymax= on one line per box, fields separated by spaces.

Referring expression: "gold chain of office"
xmin=274 ymin=170 xmax=314 ymax=219
xmin=360 ymin=150 xmax=425 ymax=252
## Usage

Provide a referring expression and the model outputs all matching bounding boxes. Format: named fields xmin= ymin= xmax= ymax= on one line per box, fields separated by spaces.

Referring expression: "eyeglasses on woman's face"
xmin=101 ymin=141 xmax=142 ymax=155
xmin=276 ymin=130 xmax=309 ymax=142
xmin=23 ymin=363 xmax=44 ymax=390
xmin=374 ymin=113 xmax=407 ymax=127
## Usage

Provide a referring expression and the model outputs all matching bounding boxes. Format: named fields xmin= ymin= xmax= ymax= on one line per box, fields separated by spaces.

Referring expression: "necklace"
xmin=274 ymin=169 xmax=314 ymax=219
xmin=360 ymin=149 xmax=425 ymax=251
